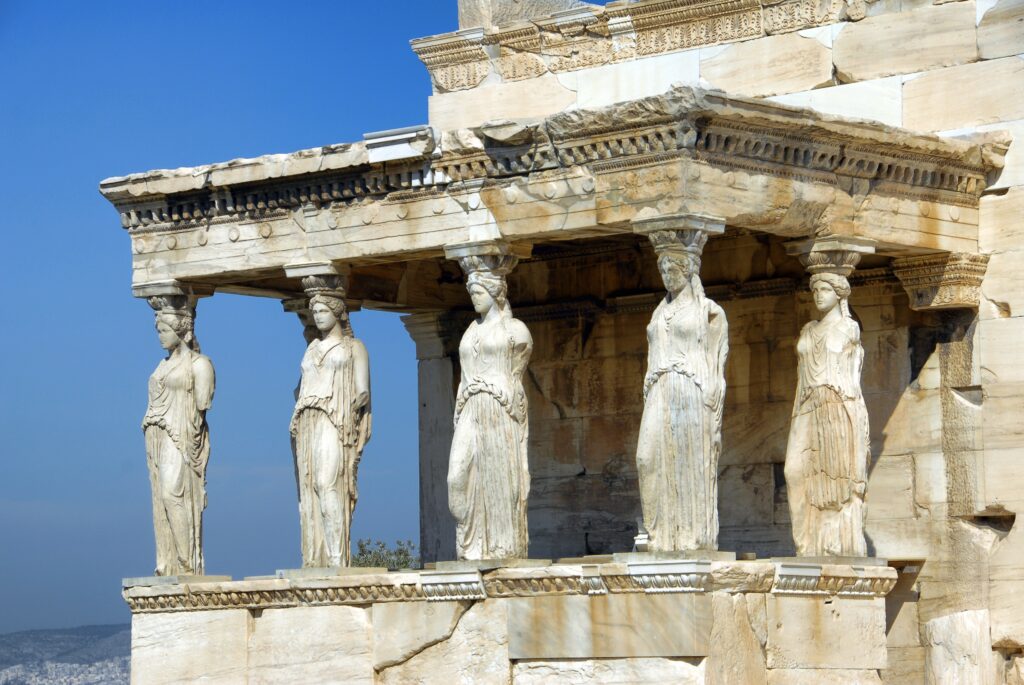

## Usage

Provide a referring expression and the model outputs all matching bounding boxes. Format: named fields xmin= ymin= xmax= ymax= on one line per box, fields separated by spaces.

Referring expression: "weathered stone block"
xmin=978 ymin=0 xmax=1024 ymax=60
xmin=132 ymin=609 xmax=249 ymax=684
xmin=377 ymin=600 xmax=510 ymax=685
xmin=511 ymin=657 xmax=705 ymax=684
xmin=769 ymin=76 xmax=903 ymax=127
xmin=903 ymin=57 xmax=1024 ymax=131
xmin=980 ymin=187 xmax=1024 ymax=255
xmin=249 ymin=605 xmax=373 ymax=684
xmin=372 ymin=600 xmax=470 ymax=670
xmin=833 ymin=2 xmax=978 ymax=83
xmin=428 ymin=75 xmax=576 ymax=130
xmin=767 ymin=669 xmax=883 ymax=684
xmin=720 ymin=464 xmax=775 ymax=527
xmin=766 ymin=596 xmax=888 ymax=669
xmin=721 ymin=401 xmax=792 ymax=466
xmin=707 ymin=592 xmax=768 ymax=685
xmin=983 ymin=446 xmax=1024 ymax=513
xmin=876 ymin=386 xmax=943 ymax=456
xmin=507 ymin=593 xmax=712 ymax=659
xmin=981 ymin=381 xmax=1024 ymax=449
xmin=883 ymin=646 xmax=926 ymax=685
xmin=924 ymin=610 xmax=996 ymax=685
xmin=568 ymin=50 xmax=701 ymax=110
xmin=867 ymin=455 xmax=916 ymax=521
xmin=700 ymin=33 xmax=833 ymax=97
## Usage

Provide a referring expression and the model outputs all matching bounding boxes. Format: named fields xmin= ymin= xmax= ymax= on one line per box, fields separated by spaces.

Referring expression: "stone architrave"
xmin=633 ymin=214 xmax=729 ymax=552
xmin=141 ymin=286 xmax=215 ymax=576
xmin=287 ymin=265 xmax=372 ymax=568
xmin=445 ymin=241 xmax=533 ymax=561
xmin=783 ymin=237 xmax=876 ymax=557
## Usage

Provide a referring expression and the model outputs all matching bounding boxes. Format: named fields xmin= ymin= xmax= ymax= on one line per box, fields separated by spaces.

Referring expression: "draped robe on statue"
xmin=785 ymin=316 xmax=870 ymax=557
xmin=448 ymin=317 xmax=531 ymax=560
xmin=143 ymin=350 xmax=213 ymax=576
xmin=637 ymin=293 xmax=728 ymax=551
xmin=291 ymin=336 xmax=371 ymax=567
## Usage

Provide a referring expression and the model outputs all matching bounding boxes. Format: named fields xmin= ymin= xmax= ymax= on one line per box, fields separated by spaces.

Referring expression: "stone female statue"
xmin=636 ymin=244 xmax=728 ymax=551
xmin=448 ymin=256 xmax=533 ymax=560
xmin=290 ymin=283 xmax=371 ymax=567
xmin=142 ymin=296 xmax=215 ymax=576
xmin=784 ymin=272 xmax=869 ymax=557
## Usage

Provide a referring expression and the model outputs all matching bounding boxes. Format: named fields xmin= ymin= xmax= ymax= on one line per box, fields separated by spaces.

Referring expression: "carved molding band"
xmin=892 ymin=253 xmax=989 ymax=311
xmin=122 ymin=560 xmax=898 ymax=614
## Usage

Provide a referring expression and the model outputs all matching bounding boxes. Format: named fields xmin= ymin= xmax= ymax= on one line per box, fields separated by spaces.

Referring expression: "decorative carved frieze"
xmin=420 ymin=570 xmax=487 ymax=601
xmin=607 ymin=0 xmax=763 ymax=56
xmin=892 ymin=253 xmax=989 ymax=310
xmin=772 ymin=562 xmax=898 ymax=596
xmin=625 ymin=560 xmax=713 ymax=593
xmin=410 ymin=29 xmax=490 ymax=92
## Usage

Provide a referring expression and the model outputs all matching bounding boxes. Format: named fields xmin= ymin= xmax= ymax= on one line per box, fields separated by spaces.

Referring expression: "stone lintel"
xmin=891 ymin=252 xmax=989 ymax=310
xmin=443 ymin=239 xmax=532 ymax=261
xmin=282 ymin=261 xmax=349 ymax=279
xmin=131 ymin=279 xmax=215 ymax=300
xmin=632 ymin=212 xmax=727 ymax=237
xmin=123 ymin=575 xmax=231 ymax=588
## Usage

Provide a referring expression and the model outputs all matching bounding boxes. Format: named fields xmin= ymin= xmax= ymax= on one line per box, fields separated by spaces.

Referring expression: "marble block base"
xmin=124 ymin=559 xmax=898 ymax=684
xmin=275 ymin=566 xmax=389 ymax=579
xmin=122 ymin=575 xmax=231 ymax=587
xmin=614 ymin=550 xmax=738 ymax=562
xmin=435 ymin=558 xmax=552 ymax=572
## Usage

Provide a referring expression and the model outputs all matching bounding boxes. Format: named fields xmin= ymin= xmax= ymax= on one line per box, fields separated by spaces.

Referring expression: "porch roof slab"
xmin=99 ymin=85 xmax=1008 ymax=292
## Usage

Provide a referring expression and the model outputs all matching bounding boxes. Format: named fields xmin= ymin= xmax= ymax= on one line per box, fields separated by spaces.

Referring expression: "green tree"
xmin=352 ymin=539 xmax=420 ymax=570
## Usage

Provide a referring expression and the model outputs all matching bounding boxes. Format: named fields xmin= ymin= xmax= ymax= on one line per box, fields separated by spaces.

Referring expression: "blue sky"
xmin=0 ymin=1 xmax=468 ymax=632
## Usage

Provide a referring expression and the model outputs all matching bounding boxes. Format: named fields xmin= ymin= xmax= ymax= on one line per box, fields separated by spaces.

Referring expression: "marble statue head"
xmin=149 ymin=296 xmax=199 ymax=352
xmin=809 ymin=272 xmax=852 ymax=318
xmin=657 ymin=251 xmax=702 ymax=297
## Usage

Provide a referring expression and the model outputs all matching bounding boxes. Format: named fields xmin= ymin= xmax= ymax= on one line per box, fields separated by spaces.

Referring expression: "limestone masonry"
xmin=101 ymin=0 xmax=1024 ymax=682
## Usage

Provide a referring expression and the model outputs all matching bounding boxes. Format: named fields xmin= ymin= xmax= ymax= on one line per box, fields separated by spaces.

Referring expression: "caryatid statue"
xmin=290 ymin=273 xmax=371 ymax=567
xmin=633 ymin=215 xmax=729 ymax=552
xmin=784 ymin=238 xmax=875 ymax=557
xmin=446 ymin=243 xmax=533 ymax=560
xmin=143 ymin=294 xmax=215 ymax=576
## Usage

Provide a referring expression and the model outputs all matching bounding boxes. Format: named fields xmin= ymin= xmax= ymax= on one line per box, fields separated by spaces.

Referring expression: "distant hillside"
xmin=0 ymin=624 xmax=129 ymax=685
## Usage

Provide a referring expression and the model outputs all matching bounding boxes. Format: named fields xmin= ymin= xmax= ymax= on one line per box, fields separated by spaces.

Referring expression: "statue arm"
xmin=351 ymin=339 xmax=372 ymax=452
xmin=509 ymin=319 xmax=534 ymax=380
xmin=351 ymin=339 xmax=371 ymax=411
xmin=706 ymin=303 xmax=729 ymax=413
xmin=192 ymin=355 xmax=215 ymax=411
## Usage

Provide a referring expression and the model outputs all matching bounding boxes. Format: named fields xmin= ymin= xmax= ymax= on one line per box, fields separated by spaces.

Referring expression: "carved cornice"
xmin=100 ymin=87 xmax=998 ymax=244
xmin=892 ymin=253 xmax=989 ymax=311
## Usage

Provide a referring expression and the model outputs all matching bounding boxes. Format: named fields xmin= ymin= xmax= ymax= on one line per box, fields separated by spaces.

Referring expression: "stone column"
xmin=631 ymin=214 xmax=728 ymax=553
xmin=135 ymin=280 xmax=215 ymax=577
xmin=283 ymin=262 xmax=370 ymax=568
xmin=402 ymin=312 xmax=469 ymax=563
xmin=443 ymin=240 xmax=534 ymax=560
xmin=783 ymin=237 xmax=876 ymax=557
